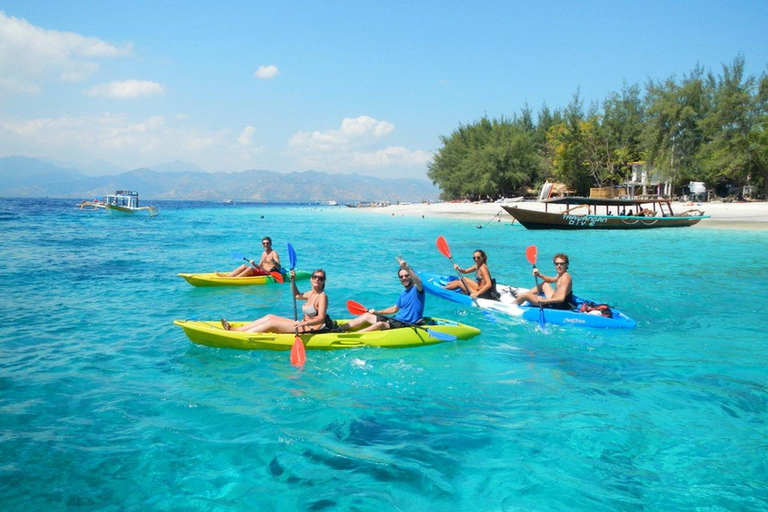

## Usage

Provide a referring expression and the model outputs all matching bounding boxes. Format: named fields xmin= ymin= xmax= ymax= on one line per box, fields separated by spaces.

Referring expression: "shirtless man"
xmin=514 ymin=253 xmax=574 ymax=309
xmin=226 ymin=237 xmax=281 ymax=277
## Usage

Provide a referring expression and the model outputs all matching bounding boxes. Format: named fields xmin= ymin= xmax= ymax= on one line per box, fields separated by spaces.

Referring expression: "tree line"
xmin=427 ymin=56 xmax=768 ymax=200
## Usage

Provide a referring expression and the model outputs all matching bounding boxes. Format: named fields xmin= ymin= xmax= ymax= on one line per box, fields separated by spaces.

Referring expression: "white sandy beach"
xmin=360 ymin=200 xmax=768 ymax=230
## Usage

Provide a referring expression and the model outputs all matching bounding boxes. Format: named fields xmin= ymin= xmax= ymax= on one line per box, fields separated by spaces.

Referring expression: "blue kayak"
xmin=420 ymin=272 xmax=636 ymax=329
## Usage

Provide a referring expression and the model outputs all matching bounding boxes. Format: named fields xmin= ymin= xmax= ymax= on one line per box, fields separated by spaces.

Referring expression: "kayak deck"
xmin=173 ymin=317 xmax=481 ymax=350
xmin=178 ymin=270 xmax=311 ymax=287
xmin=420 ymin=272 xmax=636 ymax=329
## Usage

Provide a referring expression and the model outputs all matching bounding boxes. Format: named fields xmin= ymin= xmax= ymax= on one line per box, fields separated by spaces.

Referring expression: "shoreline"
xmin=353 ymin=200 xmax=768 ymax=230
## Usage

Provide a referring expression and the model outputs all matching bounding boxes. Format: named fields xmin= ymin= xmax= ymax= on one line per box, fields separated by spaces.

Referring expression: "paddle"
xmin=346 ymin=300 xmax=456 ymax=342
xmin=287 ymin=243 xmax=306 ymax=366
xmin=525 ymin=245 xmax=546 ymax=329
xmin=435 ymin=235 xmax=480 ymax=307
xmin=231 ymin=251 xmax=284 ymax=283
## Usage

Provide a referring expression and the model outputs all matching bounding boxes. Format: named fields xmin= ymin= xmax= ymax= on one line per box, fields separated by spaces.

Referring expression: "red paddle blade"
xmin=346 ymin=300 xmax=367 ymax=315
xmin=270 ymin=272 xmax=285 ymax=284
xmin=525 ymin=245 xmax=538 ymax=266
xmin=436 ymin=236 xmax=452 ymax=258
xmin=290 ymin=336 xmax=306 ymax=366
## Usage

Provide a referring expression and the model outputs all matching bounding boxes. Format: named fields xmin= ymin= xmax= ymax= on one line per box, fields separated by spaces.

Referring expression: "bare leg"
xmin=340 ymin=312 xmax=378 ymax=331
xmin=444 ymin=279 xmax=478 ymax=294
xmin=234 ymin=314 xmax=295 ymax=333
xmin=226 ymin=264 xmax=252 ymax=277
xmin=514 ymin=283 xmax=555 ymax=305
xmin=357 ymin=321 xmax=390 ymax=332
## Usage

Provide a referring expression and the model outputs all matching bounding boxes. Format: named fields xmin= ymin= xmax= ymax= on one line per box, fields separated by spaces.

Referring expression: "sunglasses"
xmin=554 ymin=262 xmax=567 ymax=266
xmin=311 ymin=274 xmax=325 ymax=281
xmin=262 ymin=242 xmax=271 ymax=245
xmin=473 ymin=256 xmax=482 ymax=260
xmin=399 ymin=274 xmax=410 ymax=279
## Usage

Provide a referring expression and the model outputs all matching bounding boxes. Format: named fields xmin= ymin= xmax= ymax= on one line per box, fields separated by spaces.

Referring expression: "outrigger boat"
xmin=420 ymin=272 xmax=636 ymax=329
xmin=104 ymin=190 xmax=159 ymax=217
xmin=502 ymin=197 xmax=707 ymax=229
xmin=77 ymin=198 xmax=106 ymax=210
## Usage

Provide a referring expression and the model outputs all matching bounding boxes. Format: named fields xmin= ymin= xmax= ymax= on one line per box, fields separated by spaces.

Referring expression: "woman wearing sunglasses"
xmin=514 ymin=253 xmax=574 ymax=309
xmin=221 ymin=269 xmax=333 ymax=333
xmin=442 ymin=249 xmax=500 ymax=300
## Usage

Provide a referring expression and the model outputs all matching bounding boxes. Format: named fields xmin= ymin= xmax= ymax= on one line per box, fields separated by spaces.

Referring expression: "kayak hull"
xmin=178 ymin=271 xmax=310 ymax=287
xmin=173 ymin=317 xmax=481 ymax=350
xmin=420 ymin=272 xmax=636 ymax=329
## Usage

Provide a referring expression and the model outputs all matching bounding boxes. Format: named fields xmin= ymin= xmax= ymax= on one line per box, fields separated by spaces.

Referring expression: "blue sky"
xmin=1 ymin=1 xmax=766 ymax=179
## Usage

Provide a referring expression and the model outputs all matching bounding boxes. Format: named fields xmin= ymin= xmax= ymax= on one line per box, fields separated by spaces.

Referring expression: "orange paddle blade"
xmin=436 ymin=236 xmax=452 ymax=258
xmin=346 ymin=300 xmax=367 ymax=315
xmin=270 ymin=272 xmax=285 ymax=284
xmin=290 ymin=335 xmax=306 ymax=366
xmin=525 ymin=245 xmax=538 ymax=266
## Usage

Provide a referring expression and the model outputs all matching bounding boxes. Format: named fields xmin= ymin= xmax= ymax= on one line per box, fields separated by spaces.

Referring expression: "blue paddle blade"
xmin=539 ymin=308 xmax=546 ymax=329
xmin=287 ymin=243 xmax=297 ymax=270
xmin=231 ymin=251 xmax=247 ymax=261
xmin=426 ymin=329 xmax=457 ymax=342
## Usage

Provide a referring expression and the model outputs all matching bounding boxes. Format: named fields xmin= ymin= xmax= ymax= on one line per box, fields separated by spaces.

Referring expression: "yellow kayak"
xmin=178 ymin=270 xmax=310 ymax=287
xmin=173 ymin=318 xmax=481 ymax=350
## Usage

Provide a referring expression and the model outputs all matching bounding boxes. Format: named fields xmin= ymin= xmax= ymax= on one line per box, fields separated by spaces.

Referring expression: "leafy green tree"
xmin=428 ymin=117 xmax=543 ymax=200
xmin=642 ymin=66 xmax=711 ymax=185
xmin=698 ymin=56 xmax=754 ymax=187
xmin=601 ymin=82 xmax=645 ymax=183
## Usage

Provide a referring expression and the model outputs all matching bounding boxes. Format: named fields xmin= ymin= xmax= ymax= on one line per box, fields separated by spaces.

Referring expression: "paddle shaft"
xmin=449 ymin=255 xmax=480 ymax=306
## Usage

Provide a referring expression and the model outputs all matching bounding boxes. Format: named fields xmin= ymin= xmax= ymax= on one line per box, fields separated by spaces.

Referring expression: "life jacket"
xmin=578 ymin=301 xmax=613 ymax=318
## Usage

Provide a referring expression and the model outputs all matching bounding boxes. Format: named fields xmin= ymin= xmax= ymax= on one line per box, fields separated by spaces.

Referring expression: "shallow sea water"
xmin=0 ymin=198 xmax=766 ymax=511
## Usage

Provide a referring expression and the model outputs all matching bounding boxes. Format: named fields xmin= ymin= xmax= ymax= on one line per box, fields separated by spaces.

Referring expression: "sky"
xmin=1 ymin=1 xmax=767 ymax=180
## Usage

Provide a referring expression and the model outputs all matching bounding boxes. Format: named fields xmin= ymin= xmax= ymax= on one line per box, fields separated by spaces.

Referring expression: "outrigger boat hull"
xmin=178 ymin=271 xmax=310 ymax=287
xmin=421 ymin=273 xmax=636 ymax=329
xmin=106 ymin=204 xmax=159 ymax=217
xmin=173 ymin=317 xmax=481 ymax=350
xmin=502 ymin=197 xmax=707 ymax=230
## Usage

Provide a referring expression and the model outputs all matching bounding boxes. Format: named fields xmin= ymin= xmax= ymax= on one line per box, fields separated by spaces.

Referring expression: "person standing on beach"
xmin=514 ymin=253 xmax=574 ymax=309
xmin=341 ymin=257 xmax=425 ymax=332
xmin=226 ymin=236 xmax=281 ymax=277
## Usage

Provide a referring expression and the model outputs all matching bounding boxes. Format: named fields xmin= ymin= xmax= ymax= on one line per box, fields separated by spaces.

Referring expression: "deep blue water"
xmin=0 ymin=197 xmax=766 ymax=511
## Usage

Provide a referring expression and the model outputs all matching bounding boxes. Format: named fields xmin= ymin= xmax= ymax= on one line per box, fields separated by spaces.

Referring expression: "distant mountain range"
xmin=0 ymin=156 xmax=440 ymax=203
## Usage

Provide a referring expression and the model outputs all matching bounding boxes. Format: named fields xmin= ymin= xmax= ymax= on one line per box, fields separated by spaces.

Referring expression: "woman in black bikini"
xmin=442 ymin=249 xmax=499 ymax=300
xmin=221 ymin=269 xmax=331 ymax=332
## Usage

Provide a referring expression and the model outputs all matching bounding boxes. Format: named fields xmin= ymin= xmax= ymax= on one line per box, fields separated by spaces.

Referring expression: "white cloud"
xmin=0 ymin=12 xmax=132 ymax=94
xmin=84 ymin=80 xmax=165 ymax=99
xmin=287 ymin=116 xmax=429 ymax=175
xmin=0 ymin=112 xmax=264 ymax=172
xmin=238 ymin=126 xmax=256 ymax=146
xmin=254 ymin=65 xmax=280 ymax=80
xmin=289 ymin=116 xmax=395 ymax=151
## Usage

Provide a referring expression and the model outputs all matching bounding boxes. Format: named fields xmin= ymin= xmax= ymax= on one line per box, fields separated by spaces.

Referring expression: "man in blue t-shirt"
xmin=341 ymin=257 xmax=425 ymax=332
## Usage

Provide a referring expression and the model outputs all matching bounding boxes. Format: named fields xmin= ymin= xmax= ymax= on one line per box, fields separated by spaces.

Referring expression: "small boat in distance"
xmin=77 ymin=198 xmax=106 ymax=210
xmin=105 ymin=190 xmax=159 ymax=217
xmin=502 ymin=197 xmax=707 ymax=230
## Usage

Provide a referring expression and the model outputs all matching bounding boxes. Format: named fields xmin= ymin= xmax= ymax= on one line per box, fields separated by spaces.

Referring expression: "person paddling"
xmin=514 ymin=253 xmax=574 ymax=309
xmin=442 ymin=249 xmax=500 ymax=300
xmin=221 ymin=269 xmax=334 ymax=333
xmin=225 ymin=236 xmax=281 ymax=277
xmin=341 ymin=257 xmax=424 ymax=332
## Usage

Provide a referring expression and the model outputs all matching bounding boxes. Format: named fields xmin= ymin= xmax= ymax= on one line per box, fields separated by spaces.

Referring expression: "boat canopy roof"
xmin=543 ymin=196 xmax=671 ymax=206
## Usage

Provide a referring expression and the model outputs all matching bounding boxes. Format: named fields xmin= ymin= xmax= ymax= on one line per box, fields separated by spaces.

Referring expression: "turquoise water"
xmin=1 ymin=197 xmax=766 ymax=511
